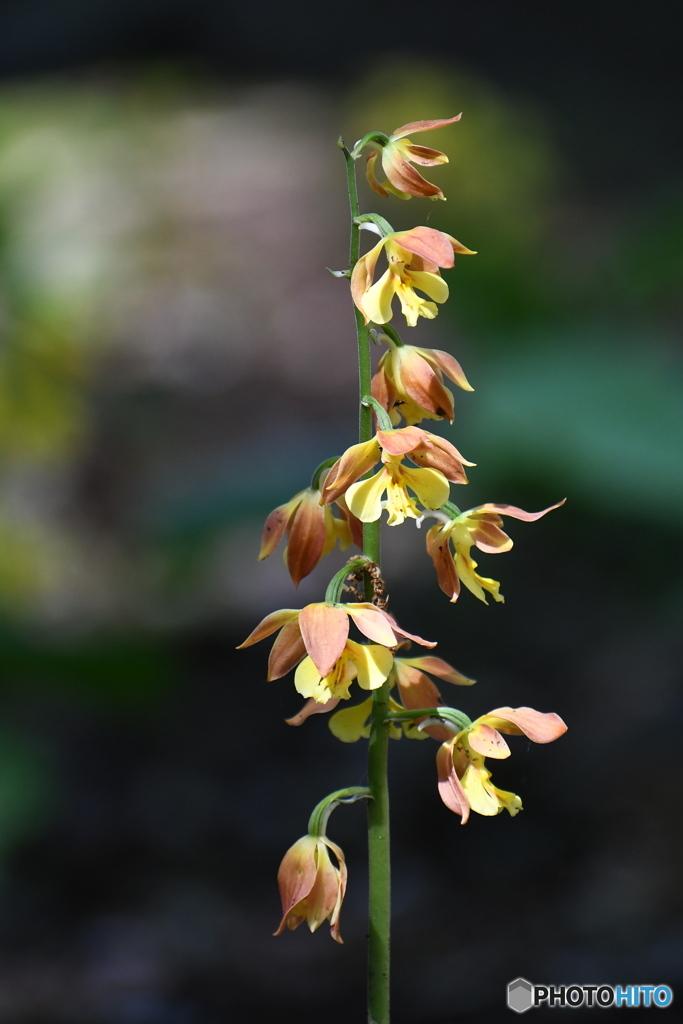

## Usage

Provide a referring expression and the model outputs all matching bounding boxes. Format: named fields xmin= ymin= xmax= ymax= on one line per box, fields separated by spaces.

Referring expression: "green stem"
xmin=354 ymin=212 xmax=395 ymax=237
xmin=324 ymin=557 xmax=371 ymax=605
xmin=342 ymin=140 xmax=390 ymax=1024
xmin=362 ymin=394 xmax=394 ymax=433
xmin=307 ymin=787 xmax=372 ymax=837
xmin=379 ymin=324 xmax=404 ymax=347
xmin=386 ymin=707 xmax=472 ymax=732
xmin=441 ymin=500 xmax=462 ymax=519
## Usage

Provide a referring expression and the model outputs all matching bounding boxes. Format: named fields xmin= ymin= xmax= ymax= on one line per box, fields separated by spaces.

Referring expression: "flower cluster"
xmin=240 ymin=113 xmax=567 ymax=945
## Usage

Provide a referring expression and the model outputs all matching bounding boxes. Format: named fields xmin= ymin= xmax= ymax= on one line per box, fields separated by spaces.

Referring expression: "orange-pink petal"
xmin=267 ymin=618 xmax=306 ymax=680
xmin=422 ymin=348 xmax=474 ymax=392
xmin=400 ymin=655 xmax=475 ymax=686
xmin=334 ymin=492 xmax=364 ymax=549
xmin=436 ymin=741 xmax=470 ymax=823
xmin=376 ymin=425 xmax=424 ymax=456
xmin=395 ymin=350 xmax=455 ymax=420
xmin=237 ymin=608 xmax=299 ymax=648
xmin=427 ymin=524 xmax=460 ymax=602
xmin=482 ymin=707 xmax=568 ymax=743
xmin=345 ymin=604 xmax=398 ymax=646
xmin=382 ymin=149 xmax=445 ymax=199
xmin=381 ymin=609 xmax=436 ymax=647
xmin=274 ymin=835 xmax=319 ymax=935
xmin=366 ymin=151 xmax=390 ymax=197
xmin=394 ymin=662 xmax=451 ymax=741
xmin=473 ymin=499 xmax=567 ymax=521
xmin=285 ymin=696 xmax=340 ymax=726
xmin=467 ymin=723 xmax=511 ymax=759
xmin=407 ymin=432 xmax=473 ymax=483
xmin=392 ymin=227 xmax=455 ymax=268
xmin=258 ymin=495 xmax=301 ymax=560
xmin=469 ymin=521 xmax=512 ymax=553
xmin=320 ymin=439 xmax=380 ymax=505
xmin=298 ymin=603 xmax=350 ymax=678
xmin=446 ymin=234 xmax=477 ymax=256
xmin=390 ymin=114 xmax=462 ymax=140
xmin=286 ymin=491 xmax=327 ymax=586
xmin=400 ymin=143 xmax=449 ymax=166
xmin=350 ymin=238 xmax=386 ymax=321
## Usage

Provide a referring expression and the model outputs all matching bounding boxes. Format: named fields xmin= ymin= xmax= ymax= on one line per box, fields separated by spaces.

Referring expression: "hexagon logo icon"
xmin=507 ymin=977 xmax=534 ymax=1014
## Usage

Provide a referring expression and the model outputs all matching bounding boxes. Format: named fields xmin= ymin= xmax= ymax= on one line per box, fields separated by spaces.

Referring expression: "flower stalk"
xmin=343 ymin=139 xmax=391 ymax=1024
xmin=308 ymin=786 xmax=372 ymax=837
xmin=246 ymin=114 xmax=567 ymax=1024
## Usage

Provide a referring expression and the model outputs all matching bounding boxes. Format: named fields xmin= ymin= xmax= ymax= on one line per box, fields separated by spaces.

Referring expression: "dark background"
xmin=0 ymin=1 xmax=681 ymax=1021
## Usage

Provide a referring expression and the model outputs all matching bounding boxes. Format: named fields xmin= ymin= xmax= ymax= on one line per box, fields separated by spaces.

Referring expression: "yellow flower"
xmin=362 ymin=115 xmax=462 ymax=201
xmin=351 ymin=226 xmax=475 ymax=327
xmin=426 ymin=500 xmax=566 ymax=604
xmin=372 ymin=334 xmax=474 ymax=426
xmin=237 ymin=600 xmax=435 ymax=701
xmin=436 ymin=706 xmax=567 ymax=823
xmin=320 ymin=426 xmax=473 ymax=527
xmin=258 ymin=484 xmax=358 ymax=586
xmin=274 ymin=834 xmax=347 ymax=943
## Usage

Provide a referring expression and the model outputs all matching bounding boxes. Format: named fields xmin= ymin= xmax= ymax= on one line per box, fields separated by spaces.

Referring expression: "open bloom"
xmin=328 ymin=653 xmax=475 ymax=743
xmin=294 ymin=638 xmax=393 ymax=703
xmin=274 ymin=834 xmax=347 ymax=942
xmin=436 ymin=706 xmax=567 ymax=823
xmin=372 ymin=335 xmax=473 ymax=426
xmin=237 ymin=601 xmax=435 ymax=702
xmin=351 ymin=226 xmax=475 ymax=327
xmin=321 ymin=426 xmax=473 ymax=526
xmin=427 ymin=501 xmax=566 ymax=604
xmin=259 ymin=485 xmax=359 ymax=586
xmin=363 ymin=115 xmax=462 ymax=200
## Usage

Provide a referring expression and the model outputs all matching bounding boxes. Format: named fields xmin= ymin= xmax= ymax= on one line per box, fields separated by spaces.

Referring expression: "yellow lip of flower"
xmin=322 ymin=425 xmax=473 ymax=526
xmin=372 ymin=337 xmax=474 ymax=427
xmin=350 ymin=226 xmax=476 ymax=327
xmin=274 ymin=834 xmax=348 ymax=943
xmin=320 ymin=426 xmax=473 ymax=519
xmin=364 ymin=114 xmax=462 ymax=201
xmin=237 ymin=600 xmax=436 ymax=695
xmin=346 ymin=456 xmax=450 ymax=525
xmin=258 ymin=486 xmax=353 ymax=587
xmin=294 ymin=639 xmax=394 ymax=703
xmin=427 ymin=499 xmax=567 ymax=604
xmin=437 ymin=706 xmax=568 ymax=823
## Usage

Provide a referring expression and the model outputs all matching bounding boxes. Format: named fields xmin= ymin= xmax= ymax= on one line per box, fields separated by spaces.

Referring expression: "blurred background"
xmin=0 ymin=1 xmax=681 ymax=1021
